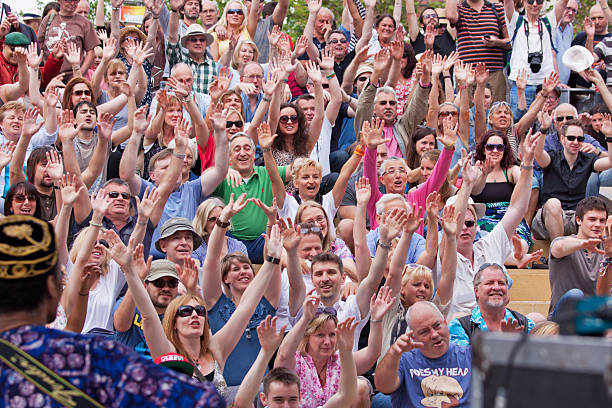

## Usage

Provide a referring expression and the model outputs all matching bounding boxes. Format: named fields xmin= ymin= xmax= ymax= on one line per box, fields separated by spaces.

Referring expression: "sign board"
xmin=121 ymin=4 xmax=146 ymax=25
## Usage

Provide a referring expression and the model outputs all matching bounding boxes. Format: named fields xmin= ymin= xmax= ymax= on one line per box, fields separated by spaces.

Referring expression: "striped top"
xmin=456 ymin=1 xmax=507 ymax=70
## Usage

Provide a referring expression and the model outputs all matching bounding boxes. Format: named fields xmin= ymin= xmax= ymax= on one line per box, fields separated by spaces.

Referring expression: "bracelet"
xmin=370 ymin=319 xmax=382 ymax=323
xmin=173 ymin=152 xmax=186 ymax=159
xmin=420 ymin=81 xmax=431 ymax=88
xmin=606 ymin=137 xmax=612 ymax=143
xmin=262 ymin=147 xmax=272 ymax=153
xmin=112 ymin=6 xmax=121 ymax=10
xmin=137 ymin=220 xmax=147 ymax=226
xmin=458 ymin=84 xmax=467 ymax=90
xmin=326 ymin=72 xmax=336 ymax=79
xmin=78 ymin=292 xmax=89 ymax=296
xmin=520 ymin=164 xmax=533 ymax=170
xmin=378 ymin=240 xmax=393 ymax=250
xmin=354 ymin=146 xmax=365 ymax=156
xmin=443 ymin=75 xmax=451 ymax=79
xmin=90 ymin=221 xmax=103 ymax=228
xmin=262 ymin=96 xmax=271 ymax=102
xmin=216 ymin=218 xmax=231 ymax=228
xmin=53 ymin=185 xmax=60 ymax=190
xmin=599 ymin=257 xmax=612 ymax=277
xmin=265 ymin=255 xmax=281 ymax=264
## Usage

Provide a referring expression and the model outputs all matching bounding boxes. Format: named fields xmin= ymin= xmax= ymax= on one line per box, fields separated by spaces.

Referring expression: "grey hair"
xmin=318 ymin=7 xmax=334 ymax=21
xmin=439 ymin=102 xmax=460 ymax=116
xmin=553 ymin=103 xmax=578 ymax=119
xmin=378 ymin=156 xmax=407 ymax=177
xmin=375 ymin=193 xmax=410 ymax=215
xmin=229 ymin=132 xmax=255 ymax=150
xmin=406 ymin=301 xmax=444 ymax=328
xmin=170 ymin=63 xmax=192 ymax=77
xmin=487 ymin=101 xmax=513 ymax=122
xmin=167 ymin=138 xmax=198 ymax=169
xmin=375 ymin=86 xmax=397 ymax=101
xmin=473 ymin=263 xmax=509 ymax=288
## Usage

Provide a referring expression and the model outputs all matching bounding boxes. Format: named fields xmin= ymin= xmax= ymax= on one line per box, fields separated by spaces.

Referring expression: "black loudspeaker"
xmin=471 ymin=332 xmax=612 ymax=408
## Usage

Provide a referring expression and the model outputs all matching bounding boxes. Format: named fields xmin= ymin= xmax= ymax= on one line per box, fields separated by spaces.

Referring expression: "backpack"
xmin=457 ymin=309 xmax=529 ymax=341
xmin=506 ymin=14 xmax=558 ymax=75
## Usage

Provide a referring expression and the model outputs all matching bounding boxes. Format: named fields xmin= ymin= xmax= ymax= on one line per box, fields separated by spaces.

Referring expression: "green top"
xmin=212 ymin=165 xmax=287 ymax=240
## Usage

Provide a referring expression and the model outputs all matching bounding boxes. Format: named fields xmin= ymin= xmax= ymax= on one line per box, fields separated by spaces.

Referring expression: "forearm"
xmin=168 ymin=10 xmax=180 ymax=44
xmin=91 ymin=58 xmax=111 ymax=100
xmin=416 ymin=220 xmax=437 ymax=270
xmin=596 ymin=261 xmax=612 ymax=296
xmin=234 ymin=348 xmax=276 ymax=408
xmin=354 ymin=320 xmax=382 ymax=374
xmin=426 ymin=77 xmax=440 ymax=127
xmin=353 ymin=202 xmax=371 ymax=281
xmin=386 ymin=58 xmax=401 ymax=88
xmin=81 ymin=136 xmax=108 ymax=189
xmin=202 ymin=223 xmax=227 ymax=307
xmin=275 ymin=318 xmax=308 ymax=370
xmin=113 ymin=290 xmax=138 ymax=332
xmin=374 ymin=348 xmax=402 ymax=394
xmin=474 ymin=84 xmax=487 ymax=141
xmin=585 ymin=35 xmax=594 ymax=52
xmin=44 ymin=101 xmax=58 ymax=134
xmin=55 ymin=203 xmax=72 ymax=267
xmin=201 ymin=130 xmax=229 ymax=197
xmin=64 ymin=294 xmax=88 ymax=333
xmin=80 ymin=50 xmax=94 ymax=75
xmin=263 ymin=149 xmax=286 ymax=209
xmin=356 ymin=246 xmax=389 ymax=316
xmin=110 ymin=8 xmax=121 ymax=43
xmin=346 ymin=0 xmax=363 ymax=38
xmin=517 ymin=86 xmax=527 ymax=111
xmin=9 ymin=135 xmax=29 ymax=185
xmin=95 ymin=0 xmax=105 ymax=27
xmin=329 ymin=345 xmax=358 ymax=407
xmin=438 ymin=230 xmax=457 ymax=305
xmin=550 ymin=237 xmax=584 ymax=259
xmin=287 ymin=249 xmax=306 ymax=317
xmin=247 ymin=0 xmax=259 ymax=38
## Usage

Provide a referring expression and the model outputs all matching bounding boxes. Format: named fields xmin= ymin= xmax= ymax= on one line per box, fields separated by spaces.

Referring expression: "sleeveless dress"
xmin=198 ymin=359 xmax=229 ymax=402
xmin=471 ymin=167 xmax=532 ymax=248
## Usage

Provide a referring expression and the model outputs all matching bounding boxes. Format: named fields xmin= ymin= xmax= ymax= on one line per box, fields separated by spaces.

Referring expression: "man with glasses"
xmin=448 ymin=263 xmax=535 ymax=345
xmin=167 ymin=20 xmax=216 ymax=94
xmin=37 ymin=0 xmax=98 ymax=77
xmin=532 ymin=119 xmax=612 ymax=241
xmin=405 ymin=4 xmax=456 ymax=56
xmin=552 ymin=0 xmax=578 ymax=85
xmin=240 ymin=61 xmax=265 ymax=122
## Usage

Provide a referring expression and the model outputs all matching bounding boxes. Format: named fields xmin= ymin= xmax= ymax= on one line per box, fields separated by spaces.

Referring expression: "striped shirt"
xmin=166 ymin=41 xmax=217 ymax=94
xmin=455 ymin=1 xmax=507 ymax=70
xmin=594 ymin=36 xmax=612 ymax=86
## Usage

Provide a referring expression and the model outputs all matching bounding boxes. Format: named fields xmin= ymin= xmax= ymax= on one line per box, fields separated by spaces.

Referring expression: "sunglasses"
xmin=439 ymin=110 xmax=458 ymax=117
xmin=422 ymin=13 xmax=438 ymax=20
xmin=485 ymin=143 xmax=505 ymax=152
xmin=464 ymin=220 xmax=476 ymax=228
xmin=107 ymin=191 xmax=130 ymax=200
xmin=227 ymin=8 xmax=243 ymax=15
xmin=72 ymin=89 xmax=92 ymax=96
xmin=177 ymin=304 xmax=207 ymax=317
xmin=555 ymin=115 xmax=574 ymax=122
xmin=322 ymin=83 xmax=329 ymax=89
xmin=207 ymin=216 xmax=218 ymax=223
xmin=357 ymin=76 xmax=369 ymax=82
xmin=378 ymin=100 xmax=397 ymax=106
xmin=279 ymin=115 xmax=298 ymax=124
xmin=226 ymin=120 xmax=244 ymax=128
xmin=526 ymin=0 xmax=544 ymax=4
xmin=13 ymin=194 xmax=36 ymax=203
xmin=188 ymin=37 xmax=208 ymax=43
xmin=565 ymin=135 xmax=585 ymax=142
xmin=95 ymin=239 xmax=109 ymax=248
xmin=300 ymin=225 xmax=322 ymax=234
xmin=328 ymin=38 xmax=347 ymax=44
xmin=315 ymin=307 xmax=337 ymax=316
xmin=150 ymin=278 xmax=180 ymax=289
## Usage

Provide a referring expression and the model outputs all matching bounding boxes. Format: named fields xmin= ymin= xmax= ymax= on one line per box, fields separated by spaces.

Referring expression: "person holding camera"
xmin=504 ymin=0 xmax=558 ymax=120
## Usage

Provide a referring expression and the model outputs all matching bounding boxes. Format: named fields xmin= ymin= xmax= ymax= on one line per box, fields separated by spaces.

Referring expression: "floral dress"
xmin=294 ymin=351 xmax=341 ymax=408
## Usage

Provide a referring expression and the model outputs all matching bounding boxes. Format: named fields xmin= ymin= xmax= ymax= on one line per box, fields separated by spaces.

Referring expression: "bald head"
xmin=590 ymin=4 xmax=609 ymax=35
xmin=408 ymin=301 xmax=444 ymax=323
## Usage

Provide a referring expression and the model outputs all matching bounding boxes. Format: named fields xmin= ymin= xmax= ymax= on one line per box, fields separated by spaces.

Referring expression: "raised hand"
xmin=320 ymin=46 xmax=334 ymax=72
xmin=176 ymin=257 xmax=199 ymax=291
xmin=144 ymin=0 xmax=164 ymax=18
xmin=373 ymin=48 xmax=391 ymax=75
xmin=167 ymin=76 xmax=191 ymax=99
xmin=132 ymin=42 xmax=155 ymax=66
xmin=257 ymin=122 xmax=277 ymax=150
xmin=250 ymin=197 xmax=278 ymax=223
xmin=58 ymin=110 xmax=81 ymax=142
xmin=360 ymin=118 xmax=386 ymax=149
xmin=214 ymin=24 xmax=228 ymax=41
xmin=22 ymin=108 xmax=44 ymax=139
xmin=379 ymin=208 xmax=407 ymax=245
xmin=293 ymin=35 xmax=309 ymax=58
xmin=392 ymin=331 xmax=424 ymax=354
xmin=102 ymin=37 xmax=118 ymax=61
xmin=264 ymin=223 xmax=283 ymax=259
xmin=522 ymin=129 xmax=539 ymax=163
xmin=263 ymin=69 xmax=281 ymax=97
xmin=454 ymin=59 xmax=468 ymax=85
xmin=431 ymin=53 xmax=444 ymax=77
xmin=405 ymin=204 xmax=423 ymax=234
xmin=131 ymin=242 xmax=152 ymax=281
xmin=302 ymin=289 xmax=320 ymax=322
xmin=580 ymin=238 xmax=604 ymax=254
xmin=103 ymin=229 xmax=132 ymax=270
xmin=26 ymin=43 xmax=43 ymax=68
xmin=156 ymin=89 xmax=170 ymax=111
xmin=425 ymin=191 xmax=441 ymax=223
xmin=258 ymin=315 xmax=286 ymax=352
xmin=133 ymin=105 xmax=149 ymax=134
xmin=220 ymin=192 xmax=249 ymax=222
xmin=91 ymin=188 xmax=112 ymax=216
xmin=584 ymin=17 xmax=595 ymax=38
xmin=440 ymin=204 xmax=460 ymax=236
xmin=461 ymin=150 xmax=483 ymax=187
xmin=305 ymin=60 xmax=322 ymax=84
xmin=443 ymin=51 xmax=458 ymax=74
xmin=424 ymin=23 xmax=435 ymax=48
xmin=65 ymin=42 xmax=81 ymax=66
xmin=438 ymin=115 xmax=458 ymax=148
xmin=209 ymin=67 xmax=232 ymax=101
xmin=137 ymin=186 xmax=159 ymax=221
xmin=601 ymin=114 xmax=612 ymax=137
xmin=516 ymin=68 xmax=529 ymax=90
xmin=370 ymin=286 xmax=395 ymax=321
xmin=174 ymin=118 xmax=192 ymax=145
xmin=209 ymin=102 xmax=227 ymax=133
xmin=225 ymin=167 xmax=243 ymax=188
xmin=51 ymin=38 xmax=66 ymax=60
xmin=500 ymin=318 xmax=525 ymax=333
xmin=96 ymin=112 xmax=116 ymax=143
xmin=355 ymin=176 xmax=371 ymax=207
xmin=59 ymin=173 xmax=83 ymax=206
xmin=97 ymin=28 xmax=108 ymax=42
xmin=474 ymin=61 xmax=488 ymax=85
xmin=277 ymin=217 xmax=300 ymax=252
xmin=603 ymin=215 xmax=612 ymax=257
xmin=307 ymin=0 xmax=322 ymax=14
xmin=542 ymin=71 xmax=560 ymax=94
xmin=336 ymin=317 xmax=359 ymax=351
xmin=267 ymin=25 xmax=283 ymax=48
xmin=0 ymin=141 xmax=15 ymax=170
xmin=45 ymin=149 xmax=64 ymax=182
xmin=538 ymin=110 xmax=552 ymax=131
xmin=44 ymin=86 xmax=61 ymax=108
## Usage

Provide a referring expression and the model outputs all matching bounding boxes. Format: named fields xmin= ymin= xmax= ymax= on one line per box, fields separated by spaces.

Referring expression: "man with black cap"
xmin=0 ymin=215 xmax=224 ymax=406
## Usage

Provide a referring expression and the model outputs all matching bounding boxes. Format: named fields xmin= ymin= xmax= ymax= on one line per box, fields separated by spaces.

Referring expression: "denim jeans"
xmin=551 ymin=288 xmax=585 ymax=322
xmin=509 ymin=81 xmax=538 ymax=122
xmin=585 ymin=168 xmax=612 ymax=197
xmin=227 ymin=232 xmax=266 ymax=264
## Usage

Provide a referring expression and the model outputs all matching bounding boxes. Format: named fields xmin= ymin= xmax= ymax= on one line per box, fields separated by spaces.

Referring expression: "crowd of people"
xmin=0 ymin=0 xmax=612 ymax=406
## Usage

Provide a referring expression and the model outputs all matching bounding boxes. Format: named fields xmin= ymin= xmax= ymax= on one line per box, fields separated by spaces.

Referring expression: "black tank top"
xmin=471 ymin=169 xmax=515 ymax=203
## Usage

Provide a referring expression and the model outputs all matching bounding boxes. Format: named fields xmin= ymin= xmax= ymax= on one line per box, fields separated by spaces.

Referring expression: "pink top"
xmin=294 ymin=351 xmax=341 ymax=408
xmin=364 ymin=144 xmax=454 ymax=234
xmin=382 ymin=125 xmax=403 ymax=158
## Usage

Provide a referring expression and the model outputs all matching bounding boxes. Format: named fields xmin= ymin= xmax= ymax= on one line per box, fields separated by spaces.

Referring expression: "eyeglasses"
xmin=72 ymin=89 xmax=92 ymax=96
xmin=123 ymin=36 xmax=141 ymax=42
xmin=485 ymin=143 xmax=505 ymax=152
xmin=226 ymin=120 xmax=244 ymax=128
xmin=244 ymin=74 xmax=264 ymax=80
xmin=439 ymin=110 xmax=458 ymax=117
xmin=107 ymin=191 xmax=130 ymax=200
xmin=378 ymin=100 xmax=397 ymax=106
xmin=149 ymin=278 xmax=179 ymax=289
xmin=565 ymin=135 xmax=585 ymax=142
xmin=328 ymin=38 xmax=347 ymax=44
xmin=227 ymin=8 xmax=244 ymax=15
xmin=300 ymin=225 xmax=322 ymax=234
xmin=305 ymin=216 xmax=326 ymax=224
xmin=315 ymin=307 xmax=337 ymax=316
xmin=13 ymin=194 xmax=36 ymax=203
xmin=95 ymin=239 xmax=109 ymax=248
xmin=383 ymin=167 xmax=407 ymax=175
xmin=526 ymin=0 xmax=544 ymax=4
xmin=464 ymin=220 xmax=476 ymax=228
xmin=188 ymin=37 xmax=208 ymax=43
xmin=555 ymin=115 xmax=574 ymax=122
xmin=422 ymin=13 xmax=438 ymax=20
xmin=357 ymin=76 xmax=369 ymax=82
xmin=176 ymin=304 xmax=207 ymax=317
xmin=279 ymin=115 xmax=298 ymax=124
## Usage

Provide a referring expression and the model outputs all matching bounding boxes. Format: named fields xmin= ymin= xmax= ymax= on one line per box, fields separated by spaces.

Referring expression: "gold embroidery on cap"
xmin=0 ymin=219 xmax=51 ymax=257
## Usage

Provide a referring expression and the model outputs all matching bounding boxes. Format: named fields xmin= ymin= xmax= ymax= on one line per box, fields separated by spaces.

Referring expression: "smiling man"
xmin=155 ymin=217 xmax=203 ymax=267
xmin=448 ymin=264 xmax=535 ymax=345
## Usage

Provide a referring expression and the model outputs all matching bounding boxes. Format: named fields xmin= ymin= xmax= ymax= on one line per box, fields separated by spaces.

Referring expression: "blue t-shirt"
xmin=113 ymin=298 xmax=165 ymax=359
xmin=140 ymin=178 xmax=206 ymax=259
xmin=1 ymin=325 xmax=224 ymax=407
xmin=366 ymin=228 xmax=426 ymax=263
xmin=391 ymin=343 xmax=472 ymax=408
xmin=207 ymin=293 xmax=276 ymax=386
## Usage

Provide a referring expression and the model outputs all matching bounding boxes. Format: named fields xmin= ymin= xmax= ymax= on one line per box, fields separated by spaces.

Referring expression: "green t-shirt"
xmin=212 ymin=165 xmax=287 ymax=240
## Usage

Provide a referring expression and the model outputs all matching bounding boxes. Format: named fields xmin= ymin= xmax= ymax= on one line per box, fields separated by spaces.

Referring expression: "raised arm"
xmin=597 ymin=216 xmax=612 ymax=295
xmin=210 ymin=225 xmax=284 ymax=368
xmin=386 ymin=34 xmax=404 ymax=88
xmin=9 ymin=108 xmax=41 ymax=186
xmin=416 ymin=193 xmax=437 ymax=269
xmin=353 ymin=177 xmax=373 ymax=281
xmin=473 ymin=62 xmax=489 ymax=143
xmin=405 ymin=0 xmax=419 ymax=41
xmin=167 ymin=75 xmax=210 ymax=149
xmin=332 ymin=146 xmax=364 ymax=207
xmin=361 ymin=119 xmax=387 ymax=229
xmin=304 ymin=60 xmax=326 ymax=154
xmin=278 ymin=218 xmax=307 ymax=317
xmin=516 ymin=72 xmax=560 ymax=138
xmin=201 ymin=102 xmax=230 ymax=197
xmin=438 ymin=205 xmax=458 ymax=306
xmin=355 ymin=0 xmax=375 ymax=48
xmin=247 ymin=0 xmax=261 ymax=39
xmin=81 ymin=112 xmax=113 ymax=189
xmin=303 ymin=0 xmax=323 ymax=61
xmin=26 ymin=43 xmax=44 ymax=111
xmin=91 ymin=37 xmax=118 ymax=101
xmin=272 ymin=0 xmax=289 ymax=26
xmin=247 ymin=68 xmax=281 ymax=144
xmin=259 ymin=122 xmax=287 ymax=209
xmin=453 ymin=150 xmax=483 ymax=237
xmin=375 ymin=330 xmax=424 ymax=394
xmin=445 ymin=0 xmax=459 ymax=25
xmin=275 ymin=290 xmax=319 ymax=371
xmin=581 ymin=69 xmax=612 ymax=116
xmin=110 ymin=0 xmax=123 ymax=46
xmin=119 ymin=107 xmax=147 ymax=195
xmin=0 ymin=47 xmax=29 ymax=103
xmin=321 ymin=47 xmax=343 ymax=124
xmin=356 ymin=209 xmax=404 ymax=318
xmin=594 ymin=116 xmax=612 ymax=172
xmin=55 ymin=174 xmax=82 ymax=285
xmin=354 ymin=288 xmax=394 ymax=374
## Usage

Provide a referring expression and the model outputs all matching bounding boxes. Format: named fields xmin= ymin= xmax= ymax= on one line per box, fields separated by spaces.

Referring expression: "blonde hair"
xmin=0 ymin=101 xmax=25 ymax=122
xmin=291 ymin=158 xmax=323 ymax=182
xmin=212 ymin=0 xmax=248 ymax=34
xmin=295 ymin=201 xmax=333 ymax=249
xmin=400 ymin=264 xmax=434 ymax=308
xmin=297 ymin=313 xmax=338 ymax=355
xmin=163 ymin=295 xmax=211 ymax=359
xmin=69 ymin=226 xmax=109 ymax=277
xmin=193 ymin=197 xmax=225 ymax=238
xmin=231 ymin=40 xmax=260 ymax=70
xmin=155 ymin=94 xmax=182 ymax=147
xmin=104 ymin=59 xmax=127 ymax=81
xmin=530 ymin=321 xmax=559 ymax=336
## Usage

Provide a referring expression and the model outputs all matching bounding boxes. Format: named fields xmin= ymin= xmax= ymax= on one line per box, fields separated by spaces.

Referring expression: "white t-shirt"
xmin=446 ymin=222 xmax=512 ymax=318
xmin=508 ymin=11 xmax=556 ymax=84
xmin=66 ymin=260 xmax=126 ymax=334
xmin=309 ymin=117 xmax=333 ymax=176
xmin=278 ymin=189 xmax=338 ymax=238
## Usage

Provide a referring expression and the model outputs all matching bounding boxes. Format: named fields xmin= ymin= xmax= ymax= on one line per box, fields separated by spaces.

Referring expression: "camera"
xmin=528 ymin=52 xmax=543 ymax=73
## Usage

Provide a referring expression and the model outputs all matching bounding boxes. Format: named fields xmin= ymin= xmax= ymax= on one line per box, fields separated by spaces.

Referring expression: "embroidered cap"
xmin=0 ymin=216 xmax=57 ymax=280
xmin=154 ymin=352 xmax=194 ymax=376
